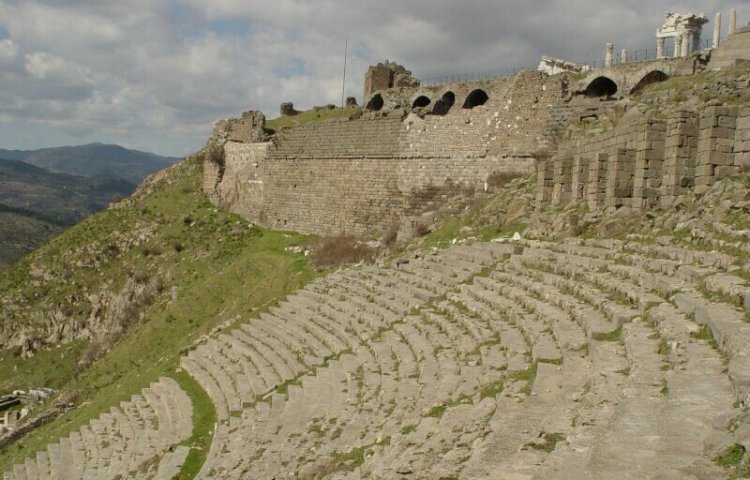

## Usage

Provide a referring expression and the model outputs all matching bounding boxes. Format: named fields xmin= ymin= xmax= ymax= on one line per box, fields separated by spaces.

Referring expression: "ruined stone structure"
xmin=537 ymin=104 xmax=750 ymax=211
xmin=205 ymin=70 xmax=565 ymax=236
xmin=537 ymin=56 xmax=589 ymax=75
xmin=362 ymin=61 xmax=420 ymax=101
xmin=202 ymin=9 xmax=750 ymax=239
xmin=279 ymin=102 xmax=299 ymax=116
xmin=656 ymin=12 xmax=709 ymax=58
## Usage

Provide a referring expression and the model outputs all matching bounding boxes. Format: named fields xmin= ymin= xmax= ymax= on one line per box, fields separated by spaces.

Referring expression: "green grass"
xmin=592 ymin=325 xmax=623 ymax=342
xmin=421 ymin=213 xmax=527 ymax=249
xmin=0 ymin=155 xmax=317 ymax=474
xmin=479 ymin=379 xmax=504 ymax=399
xmin=172 ymin=370 xmax=217 ymax=479
xmin=690 ymin=324 xmax=713 ymax=341
xmin=331 ymin=445 xmax=370 ymax=470
xmin=524 ymin=432 xmax=566 ymax=453
xmin=265 ymin=106 xmax=358 ymax=131
xmin=400 ymin=424 xmax=417 ymax=435
xmin=511 ymin=362 xmax=538 ymax=396
xmin=715 ymin=444 xmax=746 ymax=468
xmin=426 ymin=405 xmax=447 ymax=418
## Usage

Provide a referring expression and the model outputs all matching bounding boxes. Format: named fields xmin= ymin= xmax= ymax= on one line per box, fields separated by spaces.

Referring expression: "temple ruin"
xmin=656 ymin=11 xmax=709 ymax=58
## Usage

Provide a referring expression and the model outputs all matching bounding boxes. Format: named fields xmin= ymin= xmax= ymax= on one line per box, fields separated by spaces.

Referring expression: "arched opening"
xmin=431 ymin=91 xmax=455 ymax=116
xmin=412 ymin=95 xmax=431 ymax=108
xmin=585 ymin=76 xmax=618 ymax=98
xmin=366 ymin=93 xmax=384 ymax=111
xmin=462 ymin=89 xmax=489 ymax=109
xmin=630 ymin=70 xmax=669 ymax=95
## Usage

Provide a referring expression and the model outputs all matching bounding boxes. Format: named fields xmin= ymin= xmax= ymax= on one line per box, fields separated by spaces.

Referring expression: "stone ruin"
xmin=363 ymin=60 xmax=420 ymax=101
xmin=656 ymin=11 xmax=709 ymax=58
xmin=212 ymin=110 xmax=269 ymax=143
xmin=537 ymin=56 xmax=590 ymax=75
xmin=345 ymin=96 xmax=358 ymax=108
xmin=279 ymin=102 xmax=299 ymax=117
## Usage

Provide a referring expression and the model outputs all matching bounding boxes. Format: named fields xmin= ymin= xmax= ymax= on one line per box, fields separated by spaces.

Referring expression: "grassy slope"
xmin=0 ymin=154 xmax=316 ymax=472
xmin=266 ymin=106 xmax=358 ymax=131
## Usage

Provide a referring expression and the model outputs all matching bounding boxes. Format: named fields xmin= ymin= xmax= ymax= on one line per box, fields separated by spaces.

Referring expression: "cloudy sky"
xmin=0 ymin=0 xmax=747 ymax=156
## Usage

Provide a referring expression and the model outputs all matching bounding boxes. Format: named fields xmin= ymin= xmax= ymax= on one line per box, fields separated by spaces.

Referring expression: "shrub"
xmin=486 ymin=171 xmax=524 ymax=190
xmin=413 ymin=222 xmax=430 ymax=237
xmin=381 ymin=224 xmax=399 ymax=247
xmin=308 ymin=236 xmax=377 ymax=269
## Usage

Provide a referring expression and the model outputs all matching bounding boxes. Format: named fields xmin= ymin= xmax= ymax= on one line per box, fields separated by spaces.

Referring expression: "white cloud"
xmin=0 ymin=0 xmax=746 ymax=156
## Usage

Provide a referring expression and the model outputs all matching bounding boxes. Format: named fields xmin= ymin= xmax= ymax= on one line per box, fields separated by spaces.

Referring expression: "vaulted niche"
xmin=366 ymin=93 xmax=384 ymax=111
xmin=630 ymin=71 xmax=669 ymax=95
xmin=462 ymin=89 xmax=489 ymax=109
xmin=412 ymin=95 xmax=431 ymax=108
xmin=431 ymin=91 xmax=456 ymax=116
xmin=585 ymin=76 xmax=618 ymax=98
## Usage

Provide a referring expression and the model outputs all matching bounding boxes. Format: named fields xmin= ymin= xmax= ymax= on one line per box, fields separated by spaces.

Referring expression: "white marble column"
xmin=685 ymin=31 xmax=695 ymax=55
xmin=605 ymin=43 xmax=614 ymax=66
xmin=621 ymin=49 xmax=628 ymax=63
xmin=713 ymin=11 xmax=722 ymax=48
xmin=730 ymin=8 xmax=737 ymax=35
xmin=657 ymin=37 xmax=665 ymax=58
xmin=674 ymin=35 xmax=682 ymax=58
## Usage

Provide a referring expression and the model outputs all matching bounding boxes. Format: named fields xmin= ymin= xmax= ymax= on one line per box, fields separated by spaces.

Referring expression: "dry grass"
xmin=308 ymin=235 xmax=377 ymax=269
xmin=486 ymin=171 xmax=524 ymax=191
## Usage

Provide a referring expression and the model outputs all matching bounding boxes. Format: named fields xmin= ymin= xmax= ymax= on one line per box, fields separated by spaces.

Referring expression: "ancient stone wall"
xmin=206 ymin=58 xmax=731 ymax=236
xmin=537 ymin=104 xmax=750 ymax=211
xmin=208 ymin=70 xmax=576 ymax=236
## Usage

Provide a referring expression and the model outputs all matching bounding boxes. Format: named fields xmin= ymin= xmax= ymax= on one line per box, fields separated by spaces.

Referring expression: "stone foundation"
xmin=537 ymin=105 xmax=750 ymax=211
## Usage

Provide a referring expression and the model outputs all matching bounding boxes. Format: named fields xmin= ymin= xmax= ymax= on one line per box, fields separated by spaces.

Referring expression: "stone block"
xmin=695 ymin=164 xmax=715 ymax=176
xmin=718 ymin=115 xmax=738 ymax=128
xmin=715 ymin=165 xmax=739 ymax=177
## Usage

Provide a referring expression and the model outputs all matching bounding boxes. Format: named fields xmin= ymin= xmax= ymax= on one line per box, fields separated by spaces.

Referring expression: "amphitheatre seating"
xmin=6 ymin=235 xmax=749 ymax=478
xmin=184 ymin=236 xmax=743 ymax=479
xmin=2 ymin=377 xmax=192 ymax=480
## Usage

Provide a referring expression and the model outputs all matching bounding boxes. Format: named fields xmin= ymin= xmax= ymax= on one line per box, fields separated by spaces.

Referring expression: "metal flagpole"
xmin=341 ymin=39 xmax=348 ymax=108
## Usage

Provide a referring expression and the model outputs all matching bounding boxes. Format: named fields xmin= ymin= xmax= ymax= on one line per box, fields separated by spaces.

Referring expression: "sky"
xmin=0 ymin=0 xmax=747 ymax=157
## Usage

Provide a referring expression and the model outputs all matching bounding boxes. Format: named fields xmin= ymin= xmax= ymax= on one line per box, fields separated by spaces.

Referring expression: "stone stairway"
xmin=3 ymin=377 xmax=193 ymax=480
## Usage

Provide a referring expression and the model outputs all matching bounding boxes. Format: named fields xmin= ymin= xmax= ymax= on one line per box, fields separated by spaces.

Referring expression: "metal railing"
xmin=421 ymin=66 xmax=536 ymax=86
xmin=419 ymin=39 xmax=714 ymax=86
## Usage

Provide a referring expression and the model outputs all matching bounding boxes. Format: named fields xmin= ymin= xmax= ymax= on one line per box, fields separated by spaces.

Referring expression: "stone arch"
xmin=585 ymin=76 xmax=618 ymax=98
xmin=462 ymin=89 xmax=489 ymax=109
xmin=412 ymin=95 xmax=431 ymax=108
xmin=630 ymin=70 xmax=669 ymax=95
xmin=431 ymin=91 xmax=456 ymax=116
xmin=366 ymin=93 xmax=384 ymax=111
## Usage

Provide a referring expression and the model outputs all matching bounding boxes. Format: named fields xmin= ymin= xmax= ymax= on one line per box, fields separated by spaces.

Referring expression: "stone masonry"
xmin=206 ymin=70 xmax=570 ymax=237
xmin=537 ymin=104 xmax=750 ymax=210
xmin=204 ymin=14 xmax=750 ymax=237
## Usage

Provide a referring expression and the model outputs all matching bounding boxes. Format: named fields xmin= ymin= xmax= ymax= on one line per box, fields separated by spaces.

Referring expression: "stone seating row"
xmin=3 ymin=377 xmax=192 ymax=480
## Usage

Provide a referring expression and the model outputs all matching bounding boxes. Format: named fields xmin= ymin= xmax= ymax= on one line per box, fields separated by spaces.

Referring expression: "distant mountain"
xmin=0 ymin=158 xmax=136 ymax=267
xmin=0 ymin=143 xmax=178 ymax=185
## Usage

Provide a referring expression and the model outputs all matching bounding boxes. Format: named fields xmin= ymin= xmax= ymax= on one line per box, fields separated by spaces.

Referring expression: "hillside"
xmin=0 ymin=153 xmax=316 ymax=476
xmin=0 ymin=159 xmax=136 ymax=268
xmin=5 ymin=60 xmax=750 ymax=480
xmin=0 ymin=143 xmax=178 ymax=185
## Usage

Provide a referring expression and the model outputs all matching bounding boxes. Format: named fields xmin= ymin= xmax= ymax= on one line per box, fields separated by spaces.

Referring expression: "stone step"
xmin=230 ymin=328 xmax=284 ymax=391
xmin=182 ymin=355 xmax=230 ymax=422
xmin=242 ymin=320 xmax=309 ymax=378
xmin=673 ymin=290 xmax=750 ymax=403
xmin=153 ymin=446 xmax=191 ymax=480
xmin=34 ymin=452 xmax=49 ymax=480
